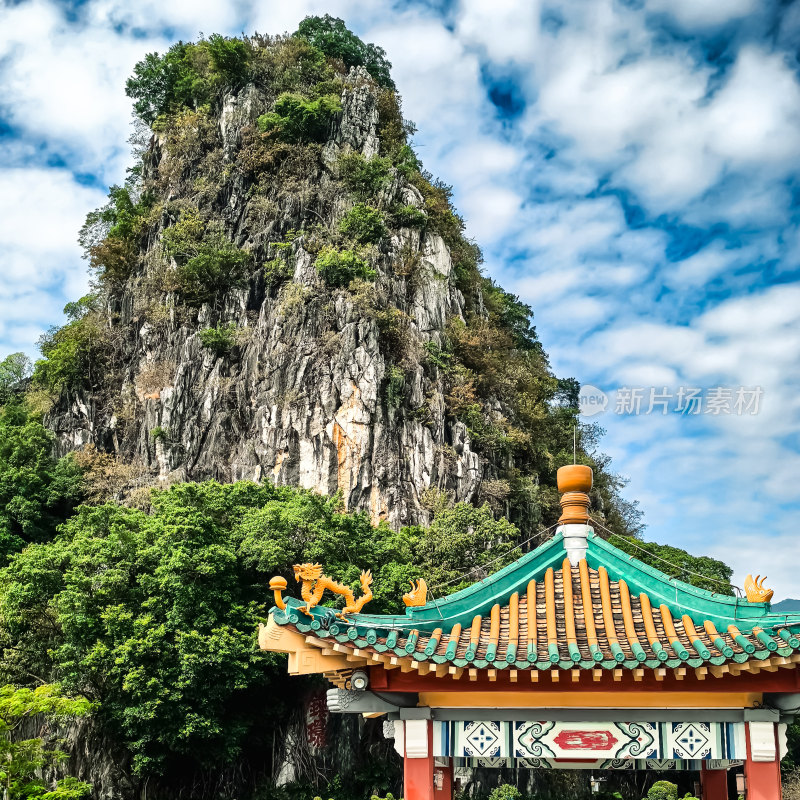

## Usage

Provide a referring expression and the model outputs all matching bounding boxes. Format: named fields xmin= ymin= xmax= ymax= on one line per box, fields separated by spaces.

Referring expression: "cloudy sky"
xmin=2 ymin=0 xmax=799 ymax=598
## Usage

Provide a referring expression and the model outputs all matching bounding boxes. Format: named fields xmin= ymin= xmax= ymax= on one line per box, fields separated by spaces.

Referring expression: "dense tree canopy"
xmin=0 ymin=481 xmax=521 ymax=778
xmin=0 ymin=405 xmax=84 ymax=563
xmin=295 ymin=15 xmax=395 ymax=89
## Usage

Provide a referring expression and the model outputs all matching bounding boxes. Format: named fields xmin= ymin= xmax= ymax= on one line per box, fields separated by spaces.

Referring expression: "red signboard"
xmin=552 ymin=730 xmax=618 ymax=751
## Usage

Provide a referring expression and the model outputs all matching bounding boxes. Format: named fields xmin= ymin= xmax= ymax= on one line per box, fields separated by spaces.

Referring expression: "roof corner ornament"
xmin=280 ymin=563 xmax=374 ymax=618
xmin=557 ymin=464 xmax=593 ymax=566
xmin=403 ymin=579 xmax=428 ymax=607
xmin=744 ymin=574 xmax=774 ymax=603
xmin=269 ymin=576 xmax=288 ymax=610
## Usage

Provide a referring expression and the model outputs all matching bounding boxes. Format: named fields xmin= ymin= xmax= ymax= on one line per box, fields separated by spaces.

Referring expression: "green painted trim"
xmin=590 ymin=644 xmax=604 ymax=662
xmin=444 ymin=638 xmax=458 ymax=660
xmin=548 ymin=643 xmax=560 ymax=663
xmin=485 ymin=644 xmax=498 ymax=662
xmin=778 ymin=629 xmax=800 ymax=648
xmin=732 ymin=633 xmax=755 ymax=654
xmin=586 ymin=534 xmax=770 ymax=630
xmin=610 ymin=642 xmax=625 ymax=663
xmin=505 ymin=643 xmax=517 ymax=663
xmin=568 ymin=643 xmax=582 ymax=663
xmin=404 ymin=630 xmax=418 ymax=653
xmin=386 ymin=630 xmax=398 ymax=649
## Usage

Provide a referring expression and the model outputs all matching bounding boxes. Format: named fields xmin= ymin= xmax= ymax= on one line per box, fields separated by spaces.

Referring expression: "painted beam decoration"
xmin=451 ymin=758 xmax=743 ymax=771
xmin=432 ymin=720 xmax=746 ymax=761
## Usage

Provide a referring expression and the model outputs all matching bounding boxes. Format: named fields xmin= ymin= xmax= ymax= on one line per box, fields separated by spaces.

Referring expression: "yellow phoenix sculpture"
xmin=291 ymin=563 xmax=374 ymax=618
xmin=744 ymin=574 xmax=773 ymax=603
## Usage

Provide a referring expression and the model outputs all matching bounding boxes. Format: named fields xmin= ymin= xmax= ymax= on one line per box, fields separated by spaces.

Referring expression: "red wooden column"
xmin=700 ymin=763 xmax=728 ymax=800
xmin=744 ymin=721 xmax=781 ymax=800
xmin=403 ymin=720 xmax=434 ymax=800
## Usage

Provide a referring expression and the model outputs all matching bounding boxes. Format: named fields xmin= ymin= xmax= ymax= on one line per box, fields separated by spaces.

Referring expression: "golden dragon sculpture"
xmin=281 ymin=563 xmax=374 ymax=618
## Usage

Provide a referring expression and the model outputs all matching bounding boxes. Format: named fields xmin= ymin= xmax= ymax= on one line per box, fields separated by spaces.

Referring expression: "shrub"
xmin=150 ymin=426 xmax=169 ymax=441
xmin=385 ymin=365 xmax=405 ymax=409
xmin=80 ymin=185 xmax=155 ymax=283
xmin=339 ymin=204 xmax=386 ymax=243
xmin=257 ymin=92 xmax=341 ymax=143
xmin=263 ymin=257 xmax=294 ymax=287
xmin=337 ymin=152 xmax=392 ymax=198
xmin=390 ymin=204 xmax=427 ymax=229
xmin=423 ymin=340 xmax=452 ymax=371
xmin=489 ymin=785 xmax=521 ymax=800
xmin=162 ymin=210 xmax=252 ymax=304
xmin=314 ymin=246 xmax=375 ymax=287
xmin=295 ymin=15 xmax=395 ymax=88
xmin=177 ymin=241 xmax=251 ymax=303
xmin=32 ymin=309 xmax=106 ymax=394
xmin=641 ymin=780 xmax=699 ymax=800
xmin=199 ymin=323 xmax=238 ymax=356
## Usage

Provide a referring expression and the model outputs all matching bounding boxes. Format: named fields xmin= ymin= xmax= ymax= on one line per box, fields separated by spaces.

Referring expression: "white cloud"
xmin=646 ymin=0 xmax=761 ymax=30
xmin=455 ymin=0 xmax=541 ymax=64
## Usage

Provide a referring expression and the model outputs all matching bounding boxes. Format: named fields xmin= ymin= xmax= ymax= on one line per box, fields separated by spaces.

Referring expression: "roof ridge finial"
xmin=557 ymin=464 xmax=593 ymax=525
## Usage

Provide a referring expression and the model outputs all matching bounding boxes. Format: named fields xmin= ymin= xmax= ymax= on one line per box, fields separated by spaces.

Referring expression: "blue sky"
xmin=2 ymin=0 xmax=800 ymax=597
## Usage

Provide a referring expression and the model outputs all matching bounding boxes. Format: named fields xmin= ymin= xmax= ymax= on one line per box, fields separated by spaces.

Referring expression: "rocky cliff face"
xmin=47 ymin=66 xmax=486 ymax=527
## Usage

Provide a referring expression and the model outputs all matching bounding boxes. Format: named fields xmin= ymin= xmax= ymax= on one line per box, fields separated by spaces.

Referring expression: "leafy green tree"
xmin=0 ymin=354 xmax=31 ymax=405
xmin=126 ymin=36 xmax=250 ymax=125
xmin=606 ymin=533 xmax=734 ymax=595
xmin=0 ymin=405 xmax=84 ymax=562
xmin=257 ymin=92 xmax=341 ymax=142
xmin=402 ymin=499 xmax=520 ymax=591
xmin=0 ymin=482 xmax=416 ymax=777
xmin=295 ymin=15 xmax=395 ymax=89
xmin=0 ymin=684 xmax=92 ymax=800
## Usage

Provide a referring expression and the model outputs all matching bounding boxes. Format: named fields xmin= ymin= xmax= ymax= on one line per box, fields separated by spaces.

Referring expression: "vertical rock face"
xmin=46 ymin=66 xmax=485 ymax=528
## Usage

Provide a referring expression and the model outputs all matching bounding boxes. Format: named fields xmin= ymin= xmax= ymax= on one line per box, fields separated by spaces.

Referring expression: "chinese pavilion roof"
xmin=262 ymin=530 xmax=800 ymax=683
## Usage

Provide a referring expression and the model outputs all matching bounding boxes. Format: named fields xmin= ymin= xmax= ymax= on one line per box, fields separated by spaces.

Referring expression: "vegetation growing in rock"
xmin=315 ymin=246 xmax=375 ymax=287
xmin=258 ymin=92 xmax=341 ymax=142
xmin=0 ymin=684 xmax=93 ymax=799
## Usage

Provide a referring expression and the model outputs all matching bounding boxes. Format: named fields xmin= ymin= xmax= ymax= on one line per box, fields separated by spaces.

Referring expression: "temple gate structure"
xmin=259 ymin=465 xmax=800 ymax=800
